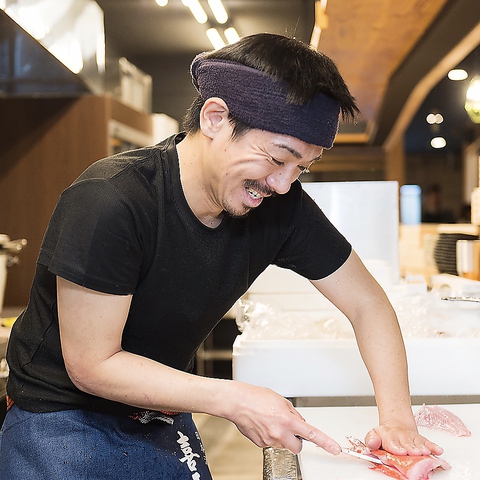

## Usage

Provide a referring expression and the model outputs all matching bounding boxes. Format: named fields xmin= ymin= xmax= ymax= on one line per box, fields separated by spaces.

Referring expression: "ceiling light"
xmin=465 ymin=75 xmax=480 ymax=124
xmin=5 ymin=5 xmax=49 ymax=40
xmin=206 ymin=27 xmax=225 ymax=50
xmin=208 ymin=0 xmax=228 ymax=24
xmin=447 ymin=69 xmax=468 ymax=81
xmin=224 ymin=26 xmax=240 ymax=44
xmin=182 ymin=0 xmax=208 ymax=24
xmin=426 ymin=113 xmax=443 ymax=124
xmin=155 ymin=0 xmax=168 ymax=6
xmin=430 ymin=137 xmax=446 ymax=149
xmin=310 ymin=0 xmax=328 ymax=48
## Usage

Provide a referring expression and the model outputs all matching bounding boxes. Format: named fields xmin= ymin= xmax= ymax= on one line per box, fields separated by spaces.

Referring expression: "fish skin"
xmin=370 ymin=463 xmax=407 ymax=480
xmin=345 ymin=437 xmax=451 ymax=480
xmin=415 ymin=405 xmax=471 ymax=437
xmin=371 ymin=449 xmax=451 ymax=480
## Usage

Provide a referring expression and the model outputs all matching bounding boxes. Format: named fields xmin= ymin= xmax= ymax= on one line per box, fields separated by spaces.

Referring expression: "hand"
xmin=365 ymin=420 xmax=444 ymax=456
xmin=223 ymin=382 xmax=341 ymax=455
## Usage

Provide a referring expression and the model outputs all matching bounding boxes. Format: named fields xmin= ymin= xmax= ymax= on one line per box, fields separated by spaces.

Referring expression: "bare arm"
xmin=57 ymin=276 xmax=341 ymax=455
xmin=310 ymin=250 xmax=443 ymax=456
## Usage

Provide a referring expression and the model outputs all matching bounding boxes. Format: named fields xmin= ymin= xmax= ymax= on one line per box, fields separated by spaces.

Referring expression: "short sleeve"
xmin=274 ymin=188 xmax=352 ymax=279
xmin=39 ymin=179 xmax=149 ymax=295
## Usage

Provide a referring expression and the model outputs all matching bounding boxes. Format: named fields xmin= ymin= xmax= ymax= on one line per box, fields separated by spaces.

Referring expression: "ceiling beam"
xmin=373 ymin=0 xmax=480 ymax=148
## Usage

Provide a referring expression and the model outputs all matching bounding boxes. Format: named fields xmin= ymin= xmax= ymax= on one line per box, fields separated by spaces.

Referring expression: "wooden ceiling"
xmin=315 ymin=0 xmax=449 ymax=135
xmin=313 ymin=0 xmax=480 ymax=149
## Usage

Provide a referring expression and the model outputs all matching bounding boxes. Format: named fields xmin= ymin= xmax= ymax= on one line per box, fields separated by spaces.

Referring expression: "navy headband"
xmin=190 ymin=54 xmax=340 ymax=148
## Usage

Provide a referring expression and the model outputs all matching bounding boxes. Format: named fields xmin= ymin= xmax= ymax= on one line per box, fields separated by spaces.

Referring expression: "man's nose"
xmin=266 ymin=170 xmax=295 ymax=195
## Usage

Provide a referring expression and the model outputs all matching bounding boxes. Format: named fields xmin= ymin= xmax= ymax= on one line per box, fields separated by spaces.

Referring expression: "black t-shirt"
xmin=7 ymin=134 xmax=351 ymax=414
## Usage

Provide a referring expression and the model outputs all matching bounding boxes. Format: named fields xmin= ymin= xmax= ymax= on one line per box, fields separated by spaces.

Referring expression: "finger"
xmin=407 ymin=435 xmax=443 ymax=456
xmin=282 ymin=435 xmax=304 ymax=455
xmin=365 ymin=428 xmax=382 ymax=450
xmin=371 ymin=430 xmax=442 ymax=457
xmin=425 ymin=440 xmax=444 ymax=456
xmin=297 ymin=424 xmax=341 ymax=455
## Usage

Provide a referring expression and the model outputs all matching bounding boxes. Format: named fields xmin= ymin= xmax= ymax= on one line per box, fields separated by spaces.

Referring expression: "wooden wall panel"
xmin=0 ymin=96 xmax=110 ymax=307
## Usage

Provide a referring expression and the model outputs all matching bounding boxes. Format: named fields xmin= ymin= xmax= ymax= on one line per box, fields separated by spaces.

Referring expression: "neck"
xmin=176 ymin=133 xmax=224 ymax=227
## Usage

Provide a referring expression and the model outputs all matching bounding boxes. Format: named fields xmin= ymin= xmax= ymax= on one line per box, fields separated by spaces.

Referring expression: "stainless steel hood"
xmin=0 ymin=1 xmax=104 ymax=97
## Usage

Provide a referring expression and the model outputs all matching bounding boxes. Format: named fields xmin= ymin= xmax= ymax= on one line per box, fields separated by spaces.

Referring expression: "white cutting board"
xmin=298 ymin=405 xmax=479 ymax=480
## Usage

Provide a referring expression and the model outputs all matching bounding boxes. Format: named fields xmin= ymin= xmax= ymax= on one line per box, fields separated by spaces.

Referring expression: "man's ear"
xmin=199 ymin=97 xmax=230 ymax=139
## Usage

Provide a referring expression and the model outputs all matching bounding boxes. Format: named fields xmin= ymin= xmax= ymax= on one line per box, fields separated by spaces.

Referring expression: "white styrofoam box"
xmin=152 ymin=113 xmax=179 ymax=143
xmin=430 ymin=273 xmax=480 ymax=297
xmin=246 ymin=261 xmax=396 ymax=314
xmin=119 ymin=57 xmax=152 ymax=113
xmin=248 ymin=265 xmax=316 ymax=294
xmin=232 ymin=336 xmax=480 ymax=397
xmin=302 ymin=181 xmax=399 ymax=283
xmin=246 ymin=265 xmax=334 ymax=310
xmin=246 ymin=293 xmax=335 ymax=311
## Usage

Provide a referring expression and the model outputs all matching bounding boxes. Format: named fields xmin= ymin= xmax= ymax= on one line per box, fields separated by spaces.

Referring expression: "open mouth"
xmin=244 ymin=180 xmax=273 ymax=201
xmin=246 ymin=187 xmax=263 ymax=199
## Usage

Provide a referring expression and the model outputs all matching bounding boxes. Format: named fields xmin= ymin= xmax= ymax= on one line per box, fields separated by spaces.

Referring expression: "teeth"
xmin=247 ymin=188 xmax=261 ymax=199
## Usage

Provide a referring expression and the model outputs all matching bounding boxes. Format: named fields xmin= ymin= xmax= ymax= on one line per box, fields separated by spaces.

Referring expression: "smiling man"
xmin=0 ymin=33 xmax=442 ymax=479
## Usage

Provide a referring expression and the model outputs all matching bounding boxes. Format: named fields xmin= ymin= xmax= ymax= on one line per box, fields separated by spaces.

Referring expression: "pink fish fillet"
xmin=415 ymin=405 xmax=471 ymax=437
xmin=345 ymin=437 xmax=451 ymax=480
xmin=370 ymin=449 xmax=451 ymax=480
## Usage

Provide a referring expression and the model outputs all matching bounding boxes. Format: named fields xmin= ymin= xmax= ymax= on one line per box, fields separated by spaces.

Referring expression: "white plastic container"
xmin=302 ymin=181 xmax=399 ymax=283
xmin=233 ymin=336 xmax=480 ymax=398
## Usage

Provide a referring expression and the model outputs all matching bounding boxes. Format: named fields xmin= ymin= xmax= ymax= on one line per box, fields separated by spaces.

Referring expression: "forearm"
xmin=67 ymin=350 xmax=344 ymax=455
xmin=66 ymin=349 xmax=232 ymax=417
xmin=352 ymin=295 xmax=416 ymax=427
xmin=311 ymin=252 xmax=415 ymax=425
xmin=311 ymin=252 xmax=442 ymax=455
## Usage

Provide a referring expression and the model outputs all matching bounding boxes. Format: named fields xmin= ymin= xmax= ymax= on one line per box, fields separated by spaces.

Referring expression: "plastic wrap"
xmin=236 ymin=300 xmax=354 ymax=341
xmin=236 ymin=287 xmax=480 ymax=341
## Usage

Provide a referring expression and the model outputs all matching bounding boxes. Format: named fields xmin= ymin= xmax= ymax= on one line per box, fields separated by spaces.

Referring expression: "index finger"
xmin=296 ymin=424 xmax=341 ymax=455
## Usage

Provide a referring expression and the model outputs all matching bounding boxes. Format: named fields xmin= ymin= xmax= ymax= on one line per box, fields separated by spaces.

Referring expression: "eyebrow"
xmin=273 ymin=142 xmax=323 ymax=163
xmin=273 ymin=142 xmax=302 ymax=159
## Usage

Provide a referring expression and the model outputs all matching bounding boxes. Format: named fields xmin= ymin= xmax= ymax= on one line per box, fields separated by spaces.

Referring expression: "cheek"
xmin=223 ymin=161 xmax=266 ymax=181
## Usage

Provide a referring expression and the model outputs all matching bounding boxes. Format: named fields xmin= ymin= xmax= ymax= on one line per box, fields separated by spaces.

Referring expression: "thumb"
xmin=365 ymin=428 xmax=382 ymax=450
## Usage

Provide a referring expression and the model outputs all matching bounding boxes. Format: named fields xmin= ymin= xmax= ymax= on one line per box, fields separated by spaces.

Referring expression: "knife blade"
xmin=341 ymin=448 xmax=383 ymax=464
xmin=441 ymin=296 xmax=480 ymax=303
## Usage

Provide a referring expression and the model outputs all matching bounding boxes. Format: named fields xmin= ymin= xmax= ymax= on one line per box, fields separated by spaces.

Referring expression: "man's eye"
xmin=270 ymin=157 xmax=283 ymax=166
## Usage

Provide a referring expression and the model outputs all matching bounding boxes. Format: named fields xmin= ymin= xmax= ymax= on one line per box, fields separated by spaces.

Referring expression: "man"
xmin=422 ymin=183 xmax=456 ymax=223
xmin=0 ymin=33 xmax=442 ymax=479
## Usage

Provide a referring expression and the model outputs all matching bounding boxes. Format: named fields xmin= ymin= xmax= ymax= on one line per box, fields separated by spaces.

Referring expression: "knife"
xmin=441 ymin=296 xmax=480 ymax=303
xmin=341 ymin=448 xmax=383 ymax=464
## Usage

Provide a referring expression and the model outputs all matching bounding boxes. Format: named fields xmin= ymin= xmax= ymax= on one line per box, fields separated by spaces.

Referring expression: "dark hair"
xmin=183 ymin=33 xmax=359 ymax=136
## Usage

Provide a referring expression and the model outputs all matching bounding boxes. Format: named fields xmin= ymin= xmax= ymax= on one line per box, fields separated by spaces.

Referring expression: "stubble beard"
xmin=222 ymin=180 xmax=275 ymax=219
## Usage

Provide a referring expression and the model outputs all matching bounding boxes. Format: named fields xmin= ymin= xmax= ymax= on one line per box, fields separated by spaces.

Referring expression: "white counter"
xmin=298 ymin=404 xmax=479 ymax=480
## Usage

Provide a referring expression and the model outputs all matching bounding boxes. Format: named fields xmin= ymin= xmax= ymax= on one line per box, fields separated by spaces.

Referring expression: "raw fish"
xmin=345 ymin=437 xmax=451 ymax=480
xmin=370 ymin=449 xmax=451 ymax=480
xmin=415 ymin=405 xmax=471 ymax=437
